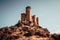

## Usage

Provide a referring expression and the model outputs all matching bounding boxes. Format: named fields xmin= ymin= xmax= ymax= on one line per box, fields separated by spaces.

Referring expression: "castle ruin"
xmin=21 ymin=6 xmax=39 ymax=26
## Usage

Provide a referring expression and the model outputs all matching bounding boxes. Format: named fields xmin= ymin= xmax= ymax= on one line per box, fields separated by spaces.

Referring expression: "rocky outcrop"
xmin=0 ymin=22 xmax=54 ymax=40
xmin=0 ymin=6 xmax=58 ymax=40
xmin=51 ymin=33 xmax=60 ymax=40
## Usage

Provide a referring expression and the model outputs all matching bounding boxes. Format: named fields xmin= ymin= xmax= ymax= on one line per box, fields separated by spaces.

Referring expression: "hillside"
xmin=0 ymin=6 xmax=59 ymax=40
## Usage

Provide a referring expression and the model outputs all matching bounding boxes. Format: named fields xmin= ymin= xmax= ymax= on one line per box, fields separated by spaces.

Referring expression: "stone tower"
xmin=32 ymin=15 xmax=37 ymax=26
xmin=26 ymin=6 xmax=32 ymax=21
xmin=36 ymin=17 xmax=39 ymax=26
xmin=21 ymin=13 xmax=26 ymax=21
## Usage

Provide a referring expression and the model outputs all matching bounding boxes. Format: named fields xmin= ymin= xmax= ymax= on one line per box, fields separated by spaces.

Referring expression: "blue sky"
xmin=0 ymin=0 xmax=60 ymax=33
